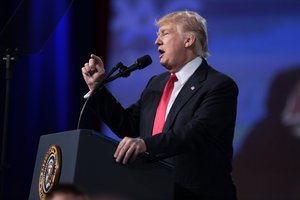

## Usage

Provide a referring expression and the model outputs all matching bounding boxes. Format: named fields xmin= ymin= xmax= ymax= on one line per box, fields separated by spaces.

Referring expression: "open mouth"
xmin=158 ymin=49 xmax=165 ymax=57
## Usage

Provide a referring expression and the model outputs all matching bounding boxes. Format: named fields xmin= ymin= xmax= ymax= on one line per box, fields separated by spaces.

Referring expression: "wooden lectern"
xmin=29 ymin=129 xmax=174 ymax=200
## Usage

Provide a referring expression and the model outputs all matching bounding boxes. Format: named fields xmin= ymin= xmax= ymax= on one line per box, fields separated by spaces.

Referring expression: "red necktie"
xmin=152 ymin=73 xmax=177 ymax=135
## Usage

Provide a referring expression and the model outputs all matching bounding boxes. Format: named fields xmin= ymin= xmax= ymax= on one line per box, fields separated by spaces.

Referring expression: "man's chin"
xmin=160 ymin=63 xmax=173 ymax=72
xmin=159 ymin=59 xmax=173 ymax=71
xmin=159 ymin=60 xmax=167 ymax=67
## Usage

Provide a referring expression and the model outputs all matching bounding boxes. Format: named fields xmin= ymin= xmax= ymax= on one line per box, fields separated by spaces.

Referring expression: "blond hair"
xmin=156 ymin=11 xmax=209 ymax=58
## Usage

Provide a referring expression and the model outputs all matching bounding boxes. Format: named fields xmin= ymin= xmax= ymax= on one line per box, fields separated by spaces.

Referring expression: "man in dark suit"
xmin=82 ymin=11 xmax=238 ymax=200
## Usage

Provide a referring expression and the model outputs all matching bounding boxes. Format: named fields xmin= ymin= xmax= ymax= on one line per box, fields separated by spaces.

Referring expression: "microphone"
xmin=105 ymin=55 xmax=152 ymax=83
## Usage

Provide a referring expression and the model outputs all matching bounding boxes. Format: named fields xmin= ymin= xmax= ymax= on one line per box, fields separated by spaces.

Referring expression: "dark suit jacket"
xmin=90 ymin=59 xmax=238 ymax=198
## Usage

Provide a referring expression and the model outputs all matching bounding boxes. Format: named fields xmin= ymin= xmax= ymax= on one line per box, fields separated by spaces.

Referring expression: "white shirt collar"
xmin=175 ymin=57 xmax=202 ymax=85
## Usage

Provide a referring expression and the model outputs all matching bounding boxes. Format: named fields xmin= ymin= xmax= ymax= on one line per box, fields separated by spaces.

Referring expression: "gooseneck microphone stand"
xmin=76 ymin=54 xmax=152 ymax=129
xmin=77 ymin=62 xmax=126 ymax=129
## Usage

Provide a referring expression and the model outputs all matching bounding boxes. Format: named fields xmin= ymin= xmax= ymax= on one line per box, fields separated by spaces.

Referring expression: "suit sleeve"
xmin=143 ymin=77 xmax=238 ymax=160
xmin=88 ymin=76 xmax=156 ymax=139
xmin=88 ymin=87 xmax=141 ymax=138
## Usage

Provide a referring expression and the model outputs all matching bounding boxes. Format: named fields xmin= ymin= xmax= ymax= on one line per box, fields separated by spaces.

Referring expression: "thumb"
xmin=90 ymin=54 xmax=104 ymax=72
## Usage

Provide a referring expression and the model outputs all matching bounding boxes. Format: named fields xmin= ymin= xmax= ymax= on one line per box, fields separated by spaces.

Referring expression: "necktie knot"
xmin=169 ymin=73 xmax=178 ymax=83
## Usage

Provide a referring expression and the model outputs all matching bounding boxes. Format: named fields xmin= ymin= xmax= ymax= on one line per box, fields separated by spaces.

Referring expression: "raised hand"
xmin=81 ymin=54 xmax=106 ymax=91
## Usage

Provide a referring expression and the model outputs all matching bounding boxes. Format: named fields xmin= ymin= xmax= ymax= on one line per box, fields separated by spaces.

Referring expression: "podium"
xmin=29 ymin=130 xmax=174 ymax=200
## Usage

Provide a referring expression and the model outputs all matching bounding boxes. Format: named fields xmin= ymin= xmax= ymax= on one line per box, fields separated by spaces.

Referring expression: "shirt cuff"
xmin=83 ymin=91 xmax=92 ymax=99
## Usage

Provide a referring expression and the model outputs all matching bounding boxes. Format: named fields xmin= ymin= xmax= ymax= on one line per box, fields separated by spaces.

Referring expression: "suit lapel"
xmin=163 ymin=61 xmax=209 ymax=132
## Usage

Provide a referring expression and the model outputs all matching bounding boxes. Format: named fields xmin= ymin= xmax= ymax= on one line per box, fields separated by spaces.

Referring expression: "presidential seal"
xmin=39 ymin=145 xmax=62 ymax=200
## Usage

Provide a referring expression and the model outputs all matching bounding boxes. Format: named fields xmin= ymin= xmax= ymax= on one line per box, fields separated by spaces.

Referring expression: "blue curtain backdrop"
xmin=0 ymin=0 xmax=108 ymax=199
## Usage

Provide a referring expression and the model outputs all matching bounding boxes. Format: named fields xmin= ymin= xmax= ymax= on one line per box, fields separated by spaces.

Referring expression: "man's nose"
xmin=155 ymin=36 xmax=162 ymax=45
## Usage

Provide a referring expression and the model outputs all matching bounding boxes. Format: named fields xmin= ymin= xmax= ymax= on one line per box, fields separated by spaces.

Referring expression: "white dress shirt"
xmin=165 ymin=56 xmax=202 ymax=119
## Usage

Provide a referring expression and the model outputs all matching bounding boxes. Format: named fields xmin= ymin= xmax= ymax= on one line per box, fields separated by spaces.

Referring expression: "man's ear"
xmin=184 ymin=33 xmax=196 ymax=48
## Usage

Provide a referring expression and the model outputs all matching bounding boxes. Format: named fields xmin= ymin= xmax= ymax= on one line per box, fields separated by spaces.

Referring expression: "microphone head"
xmin=136 ymin=55 xmax=152 ymax=69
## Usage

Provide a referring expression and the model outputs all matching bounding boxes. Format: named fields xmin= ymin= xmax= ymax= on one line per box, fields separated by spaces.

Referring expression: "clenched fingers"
xmin=81 ymin=54 xmax=106 ymax=90
xmin=90 ymin=54 xmax=104 ymax=72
